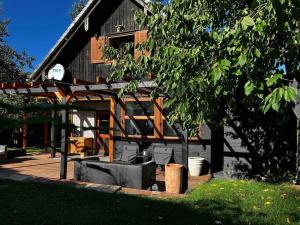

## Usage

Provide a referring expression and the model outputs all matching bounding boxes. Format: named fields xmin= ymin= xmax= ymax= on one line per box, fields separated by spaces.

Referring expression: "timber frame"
xmin=0 ymin=0 xmax=196 ymax=190
xmin=0 ymin=80 xmax=158 ymax=179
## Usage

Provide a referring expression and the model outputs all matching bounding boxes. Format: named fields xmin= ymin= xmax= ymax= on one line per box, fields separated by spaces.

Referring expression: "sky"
xmin=2 ymin=0 xmax=76 ymax=70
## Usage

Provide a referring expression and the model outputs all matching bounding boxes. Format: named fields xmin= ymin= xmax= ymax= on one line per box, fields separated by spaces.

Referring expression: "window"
xmin=120 ymin=97 xmax=202 ymax=140
xmin=108 ymin=35 xmax=135 ymax=58
xmin=97 ymin=112 xmax=110 ymax=135
xmin=90 ymin=30 xmax=148 ymax=64
xmin=125 ymin=119 xmax=154 ymax=136
xmin=163 ymin=120 xmax=179 ymax=137
xmin=161 ymin=99 xmax=201 ymax=140
xmin=161 ymin=107 xmax=181 ymax=139
xmin=125 ymin=101 xmax=154 ymax=116
xmin=121 ymin=98 xmax=161 ymax=138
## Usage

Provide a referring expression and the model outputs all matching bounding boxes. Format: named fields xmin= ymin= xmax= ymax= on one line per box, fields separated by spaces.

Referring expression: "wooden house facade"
xmin=28 ymin=0 xmax=297 ymax=178
xmin=29 ymin=0 xmax=223 ymax=174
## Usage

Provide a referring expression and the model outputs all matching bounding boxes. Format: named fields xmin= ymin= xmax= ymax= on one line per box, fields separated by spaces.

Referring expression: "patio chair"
xmin=153 ymin=147 xmax=173 ymax=166
xmin=118 ymin=145 xmax=139 ymax=163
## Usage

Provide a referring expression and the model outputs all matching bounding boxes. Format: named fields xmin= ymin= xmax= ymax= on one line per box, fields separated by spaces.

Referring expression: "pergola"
xmin=0 ymin=79 xmax=189 ymax=189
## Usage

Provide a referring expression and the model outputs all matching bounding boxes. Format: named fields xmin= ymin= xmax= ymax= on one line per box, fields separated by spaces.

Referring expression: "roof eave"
xmin=29 ymin=0 xmax=99 ymax=80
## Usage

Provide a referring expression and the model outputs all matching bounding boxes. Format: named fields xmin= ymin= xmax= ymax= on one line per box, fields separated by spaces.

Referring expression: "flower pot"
xmin=188 ymin=157 xmax=205 ymax=176
xmin=165 ymin=164 xmax=183 ymax=194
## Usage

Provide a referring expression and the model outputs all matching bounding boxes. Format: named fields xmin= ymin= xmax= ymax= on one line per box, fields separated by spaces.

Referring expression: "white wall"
xmin=72 ymin=110 xmax=96 ymax=138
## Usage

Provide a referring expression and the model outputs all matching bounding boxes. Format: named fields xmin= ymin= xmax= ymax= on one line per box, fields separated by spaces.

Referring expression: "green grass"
xmin=25 ymin=147 xmax=47 ymax=154
xmin=6 ymin=147 xmax=47 ymax=153
xmin=0 ymin=179 xmax=299 ymax=225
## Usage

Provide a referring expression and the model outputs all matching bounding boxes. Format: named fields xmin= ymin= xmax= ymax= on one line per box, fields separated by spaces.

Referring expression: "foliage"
xmin=0 ymin=179 xmax=299 ymax=225
xmin=70 ymin=0 xmax=88 ymax=21
xmin=0 ymin=8 xmax=34 ymax=120
xmin=106 ymin=0 xmax=300 ymax=130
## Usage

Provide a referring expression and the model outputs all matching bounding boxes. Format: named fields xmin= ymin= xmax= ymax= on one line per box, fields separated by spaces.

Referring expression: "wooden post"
xmin=109 ymin=97 xmax=116 ymax=162
xmin=22 ymin=113 xmax=28 ymax=150
xmin=181 ymin=128 xmax=189 ymax=192
xmin=60 ymin=98 xmax=69 ymax=179
xmin=50 ymin=108 xmax=56 ymax=158
xmin=44 ymin=113 xmax=49 ymax=150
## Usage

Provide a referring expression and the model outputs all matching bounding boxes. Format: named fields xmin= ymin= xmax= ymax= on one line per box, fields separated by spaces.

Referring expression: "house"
xmin=2 ymin=0 xmax=297 ymax=180
xmin=28 ymin=0 xmax=223 ymax=175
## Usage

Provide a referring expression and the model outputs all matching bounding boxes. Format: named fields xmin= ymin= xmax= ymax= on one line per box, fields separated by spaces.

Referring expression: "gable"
xmin=31 ymin=0 xmax=149 ymax=81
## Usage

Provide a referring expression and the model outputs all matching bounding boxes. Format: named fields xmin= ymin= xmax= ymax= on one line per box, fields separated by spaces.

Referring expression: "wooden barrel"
xmin=165 ymin=164 xmax=183 ymax=194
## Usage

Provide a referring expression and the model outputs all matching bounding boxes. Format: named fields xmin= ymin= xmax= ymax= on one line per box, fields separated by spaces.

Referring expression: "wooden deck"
xmin=0 ymin=153 xmax=212 ymax=197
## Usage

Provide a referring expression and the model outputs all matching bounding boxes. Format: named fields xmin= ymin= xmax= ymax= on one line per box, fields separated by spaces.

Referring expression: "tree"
xmin=0 ymin=9 xmax=34 ymax=120
xmin=70 ymin=0 xmax=88 ymax=21
xmin=106 ymin=0 xmax=300 ymax=131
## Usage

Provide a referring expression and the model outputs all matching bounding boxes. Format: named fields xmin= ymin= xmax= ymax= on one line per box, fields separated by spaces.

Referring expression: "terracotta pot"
xmin=165 ymin=164 xmax=183 ymax=194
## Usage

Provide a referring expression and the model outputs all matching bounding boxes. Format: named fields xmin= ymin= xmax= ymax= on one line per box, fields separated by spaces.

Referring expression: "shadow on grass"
xmin=0 ymin=179 xmax=272 ymax=225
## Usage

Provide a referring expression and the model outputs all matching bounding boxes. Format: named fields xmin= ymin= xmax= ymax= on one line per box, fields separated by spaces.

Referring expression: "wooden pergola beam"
xmin=69 ymin=81 xmax=157 ymax=92
xmin=73 ymin=78 xmax=94 ymax=86
xmin=0 ymin=81 xmax=157 ymax=96
xmin=96 ymin=76 xmax=108 ymax=84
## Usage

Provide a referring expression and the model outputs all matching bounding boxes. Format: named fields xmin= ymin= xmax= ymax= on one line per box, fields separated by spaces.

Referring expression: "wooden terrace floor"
xmin=0 ymin=153 xmax=212 ymax=197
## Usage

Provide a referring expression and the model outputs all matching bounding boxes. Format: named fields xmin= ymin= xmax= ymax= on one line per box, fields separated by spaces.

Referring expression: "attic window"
xmin=108 ymin=34 xmax=135 ymax=58
xmin=90 ymin=30 xmax=148 ymax=64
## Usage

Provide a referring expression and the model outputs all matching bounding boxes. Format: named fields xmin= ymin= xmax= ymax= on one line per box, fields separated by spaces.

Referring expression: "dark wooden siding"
xmin=51 ymin=0 xmax=144 ymax=82
xmin=100 ymin=0 xmax=141 ymax=35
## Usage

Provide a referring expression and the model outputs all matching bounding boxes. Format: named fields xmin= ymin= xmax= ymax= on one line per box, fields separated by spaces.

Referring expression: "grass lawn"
xmin=25 ymin=147 xmax=48 ymax=154
xmin=6 ymin=147 xmax=47 ymax=154
xmin=0 ymin=179 xmax=299 ymax=225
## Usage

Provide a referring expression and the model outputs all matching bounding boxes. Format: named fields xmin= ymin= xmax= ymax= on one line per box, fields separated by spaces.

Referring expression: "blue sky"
xmin=2 ymin=0 xmax=76 ymax=70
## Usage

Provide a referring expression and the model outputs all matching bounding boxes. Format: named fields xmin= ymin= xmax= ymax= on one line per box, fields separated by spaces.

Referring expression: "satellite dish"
xmin=48 ymin=64 xmax=65 ymax=81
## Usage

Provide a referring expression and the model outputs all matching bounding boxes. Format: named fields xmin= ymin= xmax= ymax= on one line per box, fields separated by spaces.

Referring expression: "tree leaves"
xmin=266 ymin=74 xmax=283 ymax=87
xmin=245 ymin=81 xmax=255 ymax=96
xmin=237 ymin=53 xmax=247 ymax=66
xmin=70 ymin=0 xmax=88 ymax=21
xmin=106 ymin=0 xmax=300 ymax=129
xmin=241 ymin=16 xmax=255 ymax=30
xmin=284 ymin=87 xmax=298 ymax=103
xmin=0 ymin=8 xmax=34 ymax=120
xmin=263 ymin=87 xmax=298 ymax=113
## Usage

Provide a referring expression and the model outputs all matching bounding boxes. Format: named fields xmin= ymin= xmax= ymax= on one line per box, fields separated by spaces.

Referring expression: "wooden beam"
xmin=96 ymin=76 xmax=107 ymax=84
xmin=109 ymin=97 xmax=116 ymax=162
xmin=73 ymin=78 xmax=93 ymax=85
xmin=50 ymin=109 xmax=56 ymax=158
xmin=22 ymin=113 xmax=28 ymax=150
xmin=181 ymin=128 xmax=189 ymax=192
xmin=70 ymin=81 xmax=157 ymax=92
xmin=44 ymin=113 xmax=49 ymax=150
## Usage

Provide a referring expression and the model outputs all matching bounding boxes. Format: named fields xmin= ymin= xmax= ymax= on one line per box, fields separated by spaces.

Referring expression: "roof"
xmin=30 ymin=0 xmax=150 ymax=81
